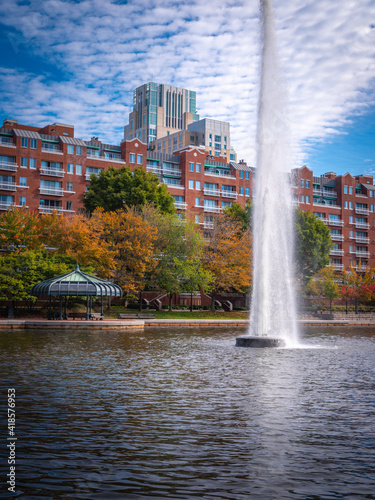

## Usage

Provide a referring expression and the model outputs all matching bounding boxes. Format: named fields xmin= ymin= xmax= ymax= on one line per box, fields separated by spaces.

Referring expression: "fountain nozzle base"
xmin=235 ymin=336 xmax=285 ymax=348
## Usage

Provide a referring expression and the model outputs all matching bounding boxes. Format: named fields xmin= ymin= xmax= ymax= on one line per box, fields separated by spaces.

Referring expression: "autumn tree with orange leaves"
xmin=90 ymin=208 xmax=157 ymax=297
xmin=40 ymin=211 xmax=115 ymax=277
xmin=341 ymin=264 xmax=375 ymax=313
xmin=203 ymin=216 xmax=252 ymax=311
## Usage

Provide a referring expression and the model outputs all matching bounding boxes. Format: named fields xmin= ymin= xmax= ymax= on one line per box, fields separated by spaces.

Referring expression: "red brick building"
xmin=0 ymin=119 xmax=253 ymax=231
xmin=2 ymin=118 xmax=375 ymax=272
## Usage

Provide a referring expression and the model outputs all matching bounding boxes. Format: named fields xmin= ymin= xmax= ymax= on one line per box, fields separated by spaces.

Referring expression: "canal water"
xmin=1 ymin=326 xmax=375 ymax=499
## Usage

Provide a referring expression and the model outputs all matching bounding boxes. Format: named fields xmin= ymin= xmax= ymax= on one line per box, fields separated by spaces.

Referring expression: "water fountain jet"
xmin=236 ymin=0 xmax=298 ymax=348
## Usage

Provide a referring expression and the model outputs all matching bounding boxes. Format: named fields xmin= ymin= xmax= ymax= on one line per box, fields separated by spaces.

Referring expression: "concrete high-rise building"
xmin=124 ymin=82 xmax=199 ymax=146
xmin=151 ymin=118 xmax=237 ymax=163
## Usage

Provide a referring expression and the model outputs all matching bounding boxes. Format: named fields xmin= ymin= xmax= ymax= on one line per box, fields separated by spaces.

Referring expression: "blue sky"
xmin=0 ymin=0 xmax=374 ymax=177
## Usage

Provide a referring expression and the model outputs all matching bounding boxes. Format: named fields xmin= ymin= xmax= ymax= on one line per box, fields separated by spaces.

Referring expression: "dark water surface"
xmin=1 ymin=326 xmax=375 ymax=499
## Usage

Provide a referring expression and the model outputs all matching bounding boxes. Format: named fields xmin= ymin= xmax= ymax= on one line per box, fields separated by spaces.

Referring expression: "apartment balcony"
xmin=355 ymin=265 xmax=369 ymax=272
xmin=326 ymin=218 xmax=344 ymax=227
xmin=204 ymin=170 xmax=236 ymax=180
xmin=0 ymin=181 xmax=17 ymax=191
xmin=0 ymin=202 xmax=15 ymax=211
xmin=0 ymin=138 xmax=16 ymax=148
xmin=330 ymin=263 xmax=344 ymax=271
xmin=355 ymin=222 xmax=370 ymax=229
xmin=329 ymin=249 xmax=344 ymax=256
xmin=356 ymin=251 xmax=370 ymax=258
xmin=355 ymin=207 xmax=369 ymax=215
xmin=203 ymin=222 xmax=214 ymax=229
xmin=85 ymin=173 xmax=101 ymax=181
xmin=313 ymin=188 xmax=337 ymax=198
xmin=87 ymin=151 xmax=100 ymax=158
xmin=39 ymin=187 xmax=64 ymax=196
xmin=40 ymin=167 xmax=64 ymax=177
xmin=87 ymin=154 xmax=124 ymax=163
xmin=331 ymin=234 xmax=344 ymax=241
xmin=204 ymin=188 xmax=221 ymax=197
xmin=356 ymin=237 xmax=370 ymax=244
xmin=203 ymin=205 xmax=222 ymax=213
xmin=174 ymin=201 xmax=187 ymax=210
xmin=162 ymin=168 xmax=181 ymax=177
xmin=38 ymin=206 xmax=63 ymax=214
xmin=222 ymin=190 xmax=237 ymax=199
xmin=355 ymin=193 xmax=367 ymax=198
xmin=0 ymin=161 xmax=18 ymax=172
xmin=313 ymin=202 xmax=340 ymax=209
xmin=162 ymin=180 xmax=184 ymax=189
xmin=42 ymin=146 xmax=63 ymax=155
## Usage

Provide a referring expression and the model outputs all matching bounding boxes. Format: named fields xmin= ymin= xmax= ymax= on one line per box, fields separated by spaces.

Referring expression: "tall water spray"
xmin=248 ymin=0 xmax=298 ymax=346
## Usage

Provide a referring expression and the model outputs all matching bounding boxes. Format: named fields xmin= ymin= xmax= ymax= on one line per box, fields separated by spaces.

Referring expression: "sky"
xmin=0 ymin=0 xmax=374 ymax=177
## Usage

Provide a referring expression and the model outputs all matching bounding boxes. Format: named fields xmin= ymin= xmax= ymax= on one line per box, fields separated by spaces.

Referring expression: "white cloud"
xmin=0 ymin=0 xmax=374 ymax=169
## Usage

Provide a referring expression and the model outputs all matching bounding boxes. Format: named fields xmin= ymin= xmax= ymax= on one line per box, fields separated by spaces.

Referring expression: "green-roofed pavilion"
xmin=30 ymin=264 xmax=122 ymax=320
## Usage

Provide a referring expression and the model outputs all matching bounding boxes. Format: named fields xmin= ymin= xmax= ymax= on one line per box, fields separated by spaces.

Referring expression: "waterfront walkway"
xmin=1 ymin=317 xmax=375 ymax=330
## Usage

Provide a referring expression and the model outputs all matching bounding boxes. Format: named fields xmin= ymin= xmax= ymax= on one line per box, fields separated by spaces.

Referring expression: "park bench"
xmin=69 ymin=312 xmax=103 ymax=320
xmin=118 ymin=313 xmax=156 ymax=319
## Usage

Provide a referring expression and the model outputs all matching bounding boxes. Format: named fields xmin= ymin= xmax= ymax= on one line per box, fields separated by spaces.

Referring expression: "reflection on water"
xmin=1 ymin=327 xmax=375 ymax=499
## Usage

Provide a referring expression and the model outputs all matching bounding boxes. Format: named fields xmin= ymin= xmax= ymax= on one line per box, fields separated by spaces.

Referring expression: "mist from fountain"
xmin=248 ymin=0 xmax=299 ymax=347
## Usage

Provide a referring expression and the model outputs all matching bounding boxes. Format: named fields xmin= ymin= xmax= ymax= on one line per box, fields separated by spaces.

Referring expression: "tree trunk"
xmin=330 ymin=300 xmax=332 ymax=314
xmin=211 ymin=292 xmax=216 ymax=312
xmin=169 ymin=294 xmax=174 ymax=312
xmin=355 ymin=300 xmax=359 ymax=314
xmin=190 ymin=292 xmax=193 ymax=313
xmin=139 ymin=291 xmax=143 ymax=312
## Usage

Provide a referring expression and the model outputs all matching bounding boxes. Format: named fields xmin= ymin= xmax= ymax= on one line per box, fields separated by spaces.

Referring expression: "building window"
xmin=76 ymin=146 xmax=83 ymax=155
xmin=30 ymin=158 xmax=36 ymax=169
xmin=30 ymin=139 xmax=37 ymax=149
xmin=370 ymin=190 xmax=373 ymax=197
xmin=306 ymin=180 xmax=310 ymax=188
xmin=76 ymin=164 xmax=82 ymax=175
xmin=239 ymin=171 xmax=244 ymax=179
xmin=195 ymin=197 xmax=201 ymax=206
xmin=344 ymin=185 xmax=348 ymax=194
xmin=189 ymin=180 xmax=194 ymax=189
xmin=19 ymin=196 xmax=26 ymax=206
xmin=21 ymin=137 xmax=28 ymax=148
xmin=66 ymin=182 xmax=73 ymax=192
xmin=196 ymin=163 xmax=201 ymax=173
xmin=19 ymin=177 xmax=27 ymax=187
xmin=67 ymin=163 xmax=74 ymax=174
xmin=189 ymin=162 xmax=194 ymax=172
xmin=196 ymin=180 xmax=201 ymax=190
xmin=349 ymin=216 xmax=354 ymax=223
xmin=344 ymin=201 xmax=348 ymax=208
xmin=21 ymin=157 xmax=27 ymax=168
xmin=67 ymin=145 xmax=74 ymax=154
xmin=245 ymin=187 xmax=250 ymax=196
xmin=349 ymin=201 xmax=353 ymax=209
xmin=66 ymin=201 xmax=73 ymax=211
xmin=349 ymin=186 xmax=353 ymax=195
xmin=195 ymin=214 xmax=200 ymax=223
xmin=239 ymin=186 xmax=244 ymax=195
xmin=300 ymin=195 xmax=305 ymax=203
xmin=245 ymin=171 xmax=250 ymax=180
xmin=371 ymin=205 xmax=374 ymax=212
xmin=137 ymin=154 xmax=143 ymax=164
xmin=306 ymin=195 xmax=310 ymax=204
xmin=129 ymin=153 xmax=135 ymax=163
xmin=222 ymin=201 xmax=232 ymax=208
xmin=300 ymin=179 xmax=304 ymax=188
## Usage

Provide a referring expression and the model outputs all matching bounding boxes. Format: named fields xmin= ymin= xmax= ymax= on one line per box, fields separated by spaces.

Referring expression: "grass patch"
xmin=111 ymin=309 xmax=249 ymax=320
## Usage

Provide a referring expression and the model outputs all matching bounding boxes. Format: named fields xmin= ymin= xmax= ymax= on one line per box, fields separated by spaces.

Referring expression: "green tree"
xmin=223 ymin=199 xmax=252 ymax=232
xmin=84 ymin=165 xmax=176 ymax=214
xmin=295 ymin=209 xmax=332 ymax=284
xmin=0 ymin=250 xmax=71 ymax=315
xmin=308 ymin=266 xmax=340 ymax=313
xmin=141 ymin=208 xmax=210 ymax=311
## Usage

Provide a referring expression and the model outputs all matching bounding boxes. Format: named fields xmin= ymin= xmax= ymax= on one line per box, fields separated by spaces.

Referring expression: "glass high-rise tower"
xmin=124 ymin=82 xmax=199 ymax=146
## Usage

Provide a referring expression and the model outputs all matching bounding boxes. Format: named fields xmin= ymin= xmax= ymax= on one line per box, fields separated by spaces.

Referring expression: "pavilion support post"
xmin=101 ymin=296 xmax=104 ymax=317
xmin=48 ymin=296 xmax=52 ymax=320
xmin=59 ymin=296 xmax=63 ymax=320
xmin=64 ymin=296 xmax=67 ymax=320
xmin=86 ymin=295 xmax=90 ymax=320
